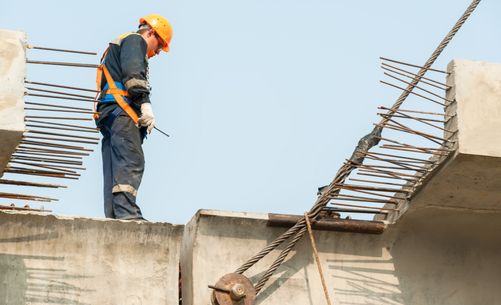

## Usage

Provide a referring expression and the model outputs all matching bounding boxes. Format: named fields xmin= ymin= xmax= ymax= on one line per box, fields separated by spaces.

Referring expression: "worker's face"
xmin=144 ymin=30 xmax=164 ymax=58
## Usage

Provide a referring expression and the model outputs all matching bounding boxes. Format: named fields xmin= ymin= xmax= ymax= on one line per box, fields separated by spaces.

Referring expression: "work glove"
xmin=139 ymin=103 xmax=155 ymax=133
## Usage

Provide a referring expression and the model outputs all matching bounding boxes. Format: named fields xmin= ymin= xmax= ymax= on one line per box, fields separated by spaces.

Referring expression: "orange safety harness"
xmin=94 ymin=47 xmax=139 ymax=125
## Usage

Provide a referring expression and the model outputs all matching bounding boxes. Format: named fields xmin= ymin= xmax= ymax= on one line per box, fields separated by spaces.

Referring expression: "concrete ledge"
xmin=181 ymin=209 xmax=501 ymax=305
xmin=0 ymin=29 xmax=26 ymax=176
xmin=0 ymin=210 xmax=184 ymax=304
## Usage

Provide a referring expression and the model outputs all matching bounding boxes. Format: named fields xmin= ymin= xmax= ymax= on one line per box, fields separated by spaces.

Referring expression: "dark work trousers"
xmin=101 ymin=112 xmax=145 ymax=220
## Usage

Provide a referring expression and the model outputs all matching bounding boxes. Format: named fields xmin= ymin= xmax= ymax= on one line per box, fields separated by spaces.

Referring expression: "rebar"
xmin=26 ymin=124 xmax=99 ymax=134
xmin=25 ymin=93 xmax=98 ymax=103
xmin=25 ymin=107 xmax=100 ymax=115
xmin=384 ymin=72 xmax=453 ymax=102
xmin=381 ymin=63 xmax=450 ymax=88
xmin=0 ymin=179 xmax=67 ymax=188
xmin=382 ymin=66 xmax=448 ymax=90
xmin=27 ymin=60 xmax=100 ymax=68
xmin=25 ymin=119 xmax=99 ymax=131
xmin=381 ymin=80 xmax=447 ymax=107
xmin=380 ymin=57 xmax=449 ymax=74
xmin=27 ymin=45 xmax=97 ymax=55
xmin=24 ymin=135 xmax=99 ymax=145
xmin=26 ymin=87 xmax=95 ymax=99
xmin=25 ymin=101 xmax=94 ymax=111
xmin=25 ymin=130 xmax=100 ymax=140
xmin=25 ymin=81 xmax=98 ymax=93
xmin=25 ymin=116 xmax=92 ymax=121
xmin=330 ymin=202 xmax=400 ymax=211
xmin=0 ymin=192 xmax=57 ymax=202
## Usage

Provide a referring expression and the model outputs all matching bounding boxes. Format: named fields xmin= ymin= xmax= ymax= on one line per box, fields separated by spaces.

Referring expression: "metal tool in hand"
xmin=136 ymin=123 xmax=170 ymax=137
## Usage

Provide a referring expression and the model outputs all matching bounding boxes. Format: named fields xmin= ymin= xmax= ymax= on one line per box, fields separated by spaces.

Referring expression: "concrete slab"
xmin=0 ymin=29 xmax=26 ymax=177
xmin=0 ymin=211 xmax=184 ymax=305
xmin=181 ymin=209 xmax=501 ymax=305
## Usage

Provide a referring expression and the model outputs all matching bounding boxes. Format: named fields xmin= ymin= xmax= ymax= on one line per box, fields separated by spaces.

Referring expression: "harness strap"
xmin=105 ymin=88 xmax=130 ymax=96
xmin=101 ymin=64 xmax=139 ymax=125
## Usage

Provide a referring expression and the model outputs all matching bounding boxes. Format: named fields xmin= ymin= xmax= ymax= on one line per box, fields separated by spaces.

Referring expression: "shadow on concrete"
xmin=249 ymin=247 xmax=315 ymax=305
xmin=0 ymin=231 xmax=60 ymax=243
xmin=0 ymin=253 xmax=95 ymax=305
xmin=0 ymin=231 xmax=95 ymax=305
xmin=327 ymin=258 xmax=402 ymax=305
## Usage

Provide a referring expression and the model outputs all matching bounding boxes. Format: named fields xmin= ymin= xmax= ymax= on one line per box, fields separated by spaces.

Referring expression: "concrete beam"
xmin=181 ymin=209 xmax=501 ymax=305
xmin=0 ymin=211 xmax=184 ymax=304
xmin=0 ymin=30 xmax=26 ymax=177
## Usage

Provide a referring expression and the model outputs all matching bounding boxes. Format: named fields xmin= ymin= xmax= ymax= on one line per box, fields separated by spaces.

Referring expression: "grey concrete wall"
xmin=182 ymin=209 xmax=501 ymax=305
xmin=450 ymin=59 xmax=501 ymax=157
xmin=0 ymin=29 xmax=26 ymax=177
xmin=0 ymin=211 xmax=184 ymax=305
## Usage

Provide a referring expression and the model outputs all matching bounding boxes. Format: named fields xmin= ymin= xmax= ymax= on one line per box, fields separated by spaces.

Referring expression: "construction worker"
xmin=94 ymin=15 xmax=172 ymax=220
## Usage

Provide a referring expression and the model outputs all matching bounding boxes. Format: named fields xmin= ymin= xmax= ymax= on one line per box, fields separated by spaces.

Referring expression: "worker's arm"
xmin=120 ymin=35 xmax=156 ymax=131
xmin=119 ymin=34 xmax=151 ymax=106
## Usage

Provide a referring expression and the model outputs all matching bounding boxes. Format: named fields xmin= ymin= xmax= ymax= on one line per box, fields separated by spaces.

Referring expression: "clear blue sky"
xmin=1 ymin=0 xmax=499 ymax=224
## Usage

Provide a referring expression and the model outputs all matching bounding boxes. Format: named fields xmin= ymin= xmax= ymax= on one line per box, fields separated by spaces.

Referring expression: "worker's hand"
xmin=139 ymin=103 xmax=155 ymax=133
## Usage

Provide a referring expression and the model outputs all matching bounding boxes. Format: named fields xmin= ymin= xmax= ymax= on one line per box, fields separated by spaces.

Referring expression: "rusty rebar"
xmin=4 ymin=167 xmax=78 ymax=179
xmin=12 ymin=155 xmax=83 ymax=166
xmin=384 ymin=72 xmax=453 ymax=102
xmin=25 ymin=116 xmax=92 ymax=121
xmin=0 ymin=193 xmax=57 ymax=202
xmin=27 ymin=45 xmax=97 ymax=55
xmin=17 ymin=146 xmax=90 ymax=156
xmin=380 ymin=57 xmax=449 ymax=74
xmin=378 ymin=112 xmax=454 ymax=133
xmin=20 ymin=140 xmax=93 ymax=152
xmin=25 ymin=101 xmax=94 ymax=112
xmin=25 ymin=81 xmax=98 ymax=93
xmin=378 ymin=106 xmax=452 ymax=117
xmin=25 ymin=130 xmax=100 ymax=140
xmin=348 ymin=178 xmax=405 ymax=187
xmin=381 ymin=80 xmax=447 ymax=107
xmin=26 ymin=124 xmax=99 ymax=134
xmin=24 ymin=135 xmax=98 ymax=145
xmin=358 ymin=150 xmax=437 ymax=163
xmin=26 ymin=87 xmax=95 ymax=99
xmin=382 ymin=66 xmax=448 ymax=90
xmin=357 ymin=172 xmax=418 ymax=182
xmin=25 ymin=119 xmax=99 ymax=131
xmin=9 ymin=161 xmax=84 ymax=173
xmin=335 ymin=183 xmax=412 ymax=193
xmin=27 ymin=60 xmax=100 ymax=68
xmin=380 ymin=146 xmax=447 ymax=156
xmin=381 ymin=63 xmax=450 ymax=88
xmin=0 ymin=179 xmax=66 ymax=188
xmin=14 ymin=151 xmax=83 ymax=160
xmin=25 ymin=93 xmax=98 ymax=103
xmin=25 ymin=107 xmax=100 ymax=115
xmin=330 ymin=202 xmax=400 ymax=211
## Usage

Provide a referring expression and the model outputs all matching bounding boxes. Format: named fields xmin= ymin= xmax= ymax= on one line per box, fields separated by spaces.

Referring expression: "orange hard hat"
xmin=139 ymin=14 xmax=172 ymax=52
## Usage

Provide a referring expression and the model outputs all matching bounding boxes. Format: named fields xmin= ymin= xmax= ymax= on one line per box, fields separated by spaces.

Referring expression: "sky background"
xmin=1 ymin=0 xmax=499 ymax=224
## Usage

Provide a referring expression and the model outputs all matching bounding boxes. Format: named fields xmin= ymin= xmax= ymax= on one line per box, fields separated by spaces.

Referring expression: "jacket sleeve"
xmin=120 ymin=34 xmax=151 ymax=105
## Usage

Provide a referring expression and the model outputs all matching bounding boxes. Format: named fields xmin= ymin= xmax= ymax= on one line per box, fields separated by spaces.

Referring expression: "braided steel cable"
xmin=234 ymin=0 xmax=482 ymax=294
xmin=380 ymin=0 xmax=482 ymax=125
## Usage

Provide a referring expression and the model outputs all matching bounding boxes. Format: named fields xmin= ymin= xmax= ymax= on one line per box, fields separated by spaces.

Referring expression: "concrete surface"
xmin=0 ymin=29 xmax=26 ymax=177
xmin=450 ymin=59 xmax=501 ymax=157
xmin=0 ymin=210 xmax=184 ymax=305
xmin=182 ymin=208 xmax=501 ymax=305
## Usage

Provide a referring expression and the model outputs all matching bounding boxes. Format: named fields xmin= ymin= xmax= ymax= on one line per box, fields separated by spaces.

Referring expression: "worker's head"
xmin=138 ymin=15 xmax=172 ymax=58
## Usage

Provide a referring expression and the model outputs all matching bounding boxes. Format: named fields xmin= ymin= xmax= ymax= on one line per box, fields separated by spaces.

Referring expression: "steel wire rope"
xmin=233 ymin=0 xmax=482 ymax=295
